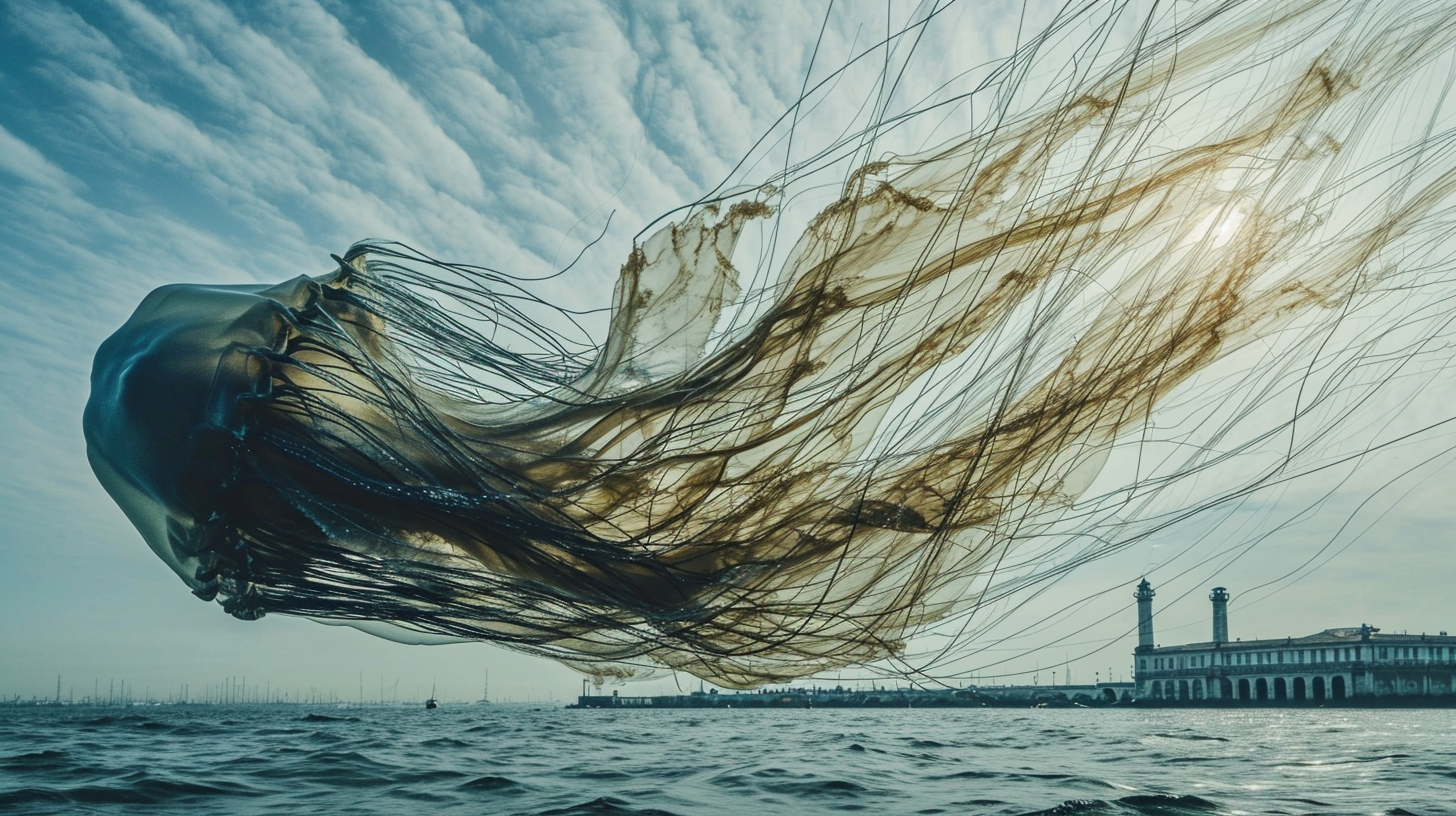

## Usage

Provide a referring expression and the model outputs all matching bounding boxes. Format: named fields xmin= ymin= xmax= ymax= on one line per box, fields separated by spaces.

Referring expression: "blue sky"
xmin=3 ymin=0 xmax=1456 ymax=703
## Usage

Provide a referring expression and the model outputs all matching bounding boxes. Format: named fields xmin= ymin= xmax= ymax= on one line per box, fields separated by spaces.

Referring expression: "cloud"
xmin=0 ymin=123 xmax=80 ymax=191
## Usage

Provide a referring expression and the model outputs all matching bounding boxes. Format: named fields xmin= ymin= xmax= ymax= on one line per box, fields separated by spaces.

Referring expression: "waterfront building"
xmin=1132 ymin=579 xmax=1456 ymax=701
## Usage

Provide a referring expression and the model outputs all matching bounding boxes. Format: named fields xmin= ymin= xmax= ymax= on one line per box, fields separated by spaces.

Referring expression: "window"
xmin=1380 ymin=647 xmax=1388 ymax=659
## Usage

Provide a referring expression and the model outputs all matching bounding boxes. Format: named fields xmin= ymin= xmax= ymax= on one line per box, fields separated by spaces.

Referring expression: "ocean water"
xmin=0 ymin=704 xmax=1452 ymax=815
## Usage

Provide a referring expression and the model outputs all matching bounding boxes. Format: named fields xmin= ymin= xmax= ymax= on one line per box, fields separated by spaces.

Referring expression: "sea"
xmin=1 ymin=704 xmax=1452 ymax=816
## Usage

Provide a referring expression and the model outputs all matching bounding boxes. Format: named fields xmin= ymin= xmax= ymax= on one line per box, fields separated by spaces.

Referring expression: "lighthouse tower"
xmin=1210 ymin=587 xmax=1230 ymax=644
xmin=1135 ymin=578 xmax=1156 ymax=652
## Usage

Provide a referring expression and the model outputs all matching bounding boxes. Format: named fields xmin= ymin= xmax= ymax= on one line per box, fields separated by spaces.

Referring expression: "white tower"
xmin=1210 ymin=587 xmax=1230 ymax=644
xmin=1135 ymin=578 xmax=1155 ymax=651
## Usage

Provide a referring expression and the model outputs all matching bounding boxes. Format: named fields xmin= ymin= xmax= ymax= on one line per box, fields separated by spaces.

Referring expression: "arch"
xmin=1293 ymin=677 xmax=1306 ymax=700
xmin=1102 ymin=687 xmax=1117 ymax=703
xmin=1178 ymin=680 xmax=1189 ymax=700
xmin=1238 ymin=678 xmax=1251 ymax=700
xmin=1312 ymin=676 xmax=1326 ymax=700
xmin=1332 ymin=675 xmax=1346 ymax=700
xmin=1191 ymin=679 xmax=1204 ymax=700
xmin=1274 ymin=677 xmax=1287 ymax=700
xmin=1256 ymin=678 xmax=1269 ymax=700
xmin=1219 ymin=678 xmax=1233 ymax=699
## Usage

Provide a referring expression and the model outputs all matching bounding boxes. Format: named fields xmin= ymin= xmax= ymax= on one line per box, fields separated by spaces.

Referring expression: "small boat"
xmin=425 ymin=697 xmax=437 ymax=710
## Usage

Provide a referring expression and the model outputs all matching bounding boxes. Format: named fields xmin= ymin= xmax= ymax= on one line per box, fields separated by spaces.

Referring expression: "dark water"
xmin=1 ymin=704 xmax=1452 ymax=815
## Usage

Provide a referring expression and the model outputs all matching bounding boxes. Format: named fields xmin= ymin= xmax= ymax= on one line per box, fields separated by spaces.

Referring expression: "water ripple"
xmin=0 ymin=706 xmax=1452 ymax=815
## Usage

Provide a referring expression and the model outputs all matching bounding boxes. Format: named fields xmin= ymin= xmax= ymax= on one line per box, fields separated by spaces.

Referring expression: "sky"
xmin=3 ymin=0 xmax=1456 ymax=704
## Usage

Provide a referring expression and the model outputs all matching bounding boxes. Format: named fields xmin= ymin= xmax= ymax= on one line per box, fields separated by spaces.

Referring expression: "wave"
xmin=1022 ymin=794 xmax=1219 ymax=816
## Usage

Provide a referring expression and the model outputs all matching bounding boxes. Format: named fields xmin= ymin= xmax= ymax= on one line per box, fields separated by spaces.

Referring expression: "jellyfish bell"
xmin=84 ymin=274 xmax=345 ymax=614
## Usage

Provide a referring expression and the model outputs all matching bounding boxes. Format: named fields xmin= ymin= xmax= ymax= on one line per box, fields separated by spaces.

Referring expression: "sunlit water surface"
xmin=1 ymin=704 xmax=1452 ymax=815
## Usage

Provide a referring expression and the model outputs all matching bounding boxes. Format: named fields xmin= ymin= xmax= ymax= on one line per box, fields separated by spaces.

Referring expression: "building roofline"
xmin=1144 ymin=629 xmax=1456 ymax=653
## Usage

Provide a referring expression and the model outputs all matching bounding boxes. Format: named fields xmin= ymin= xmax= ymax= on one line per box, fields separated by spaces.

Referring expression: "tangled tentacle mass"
xmin=86 ymin=0 xmax=1456 ymax=686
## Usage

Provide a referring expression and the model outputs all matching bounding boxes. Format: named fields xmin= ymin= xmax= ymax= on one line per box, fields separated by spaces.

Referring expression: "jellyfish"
xmin=85 ymin=0 xmax=1456 ymax=687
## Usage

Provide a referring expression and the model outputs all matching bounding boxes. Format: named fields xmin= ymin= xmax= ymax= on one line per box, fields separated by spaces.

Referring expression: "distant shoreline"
xmin=568 ymin=687 xmax=1456 ymax=710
